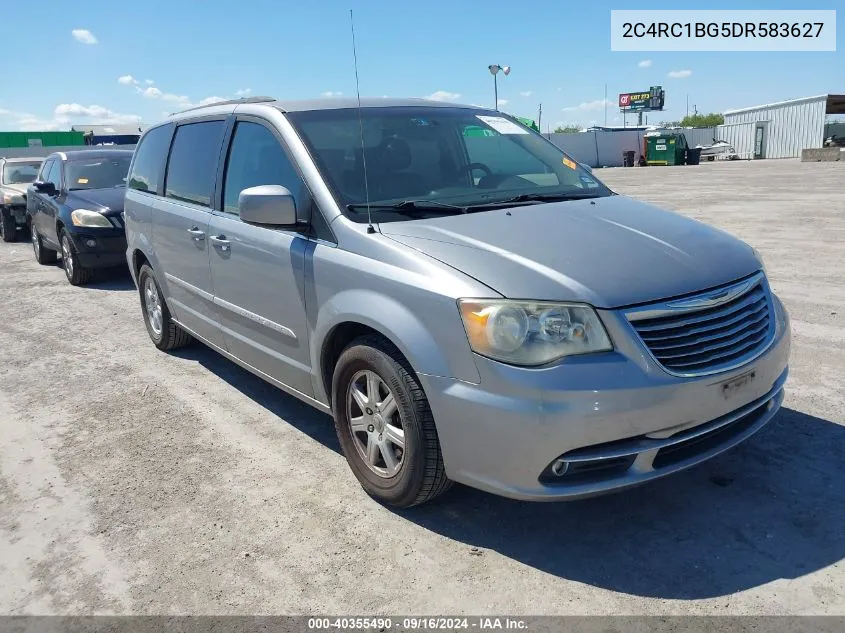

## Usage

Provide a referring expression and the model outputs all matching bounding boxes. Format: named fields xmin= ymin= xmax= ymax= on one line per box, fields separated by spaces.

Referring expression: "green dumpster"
xmin=645 ymin=133 xmax=688 ymax=166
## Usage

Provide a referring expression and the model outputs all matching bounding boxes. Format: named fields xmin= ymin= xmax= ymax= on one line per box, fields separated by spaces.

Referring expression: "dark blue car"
xmin=27 ymin=149 xmax=132 ymax=285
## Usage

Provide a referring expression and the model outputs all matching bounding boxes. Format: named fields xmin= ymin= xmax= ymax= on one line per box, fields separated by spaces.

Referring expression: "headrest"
xmin=372 ymin=136 xmax=412 ymax=172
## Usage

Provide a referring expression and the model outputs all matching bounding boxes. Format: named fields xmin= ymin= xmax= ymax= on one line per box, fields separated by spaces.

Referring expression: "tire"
xmin=31 ymin=223 xmax=57 ymax=265
xmin=331 ymin=334 xmax=451 ymax=507
xmin=60 ymin=231 xmax=94 ymax=286
xmin=1 ymin=209 xmax=17 ymax=242
xmin=138 ymin=263 xmax=192 ymax=351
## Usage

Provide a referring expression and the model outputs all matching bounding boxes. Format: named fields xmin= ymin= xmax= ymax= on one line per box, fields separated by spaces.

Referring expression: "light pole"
xmin=488 ymin=64 xmax=511 ymax=110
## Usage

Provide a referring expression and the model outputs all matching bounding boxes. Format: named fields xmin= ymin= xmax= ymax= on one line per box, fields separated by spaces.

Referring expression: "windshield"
xmin=66 ymin=155 xmax=132 ymax=191
xmin=287 ymin=107 xmax=612 ymax=222
xmin=2 ymin=162 xmax=41 ymax=185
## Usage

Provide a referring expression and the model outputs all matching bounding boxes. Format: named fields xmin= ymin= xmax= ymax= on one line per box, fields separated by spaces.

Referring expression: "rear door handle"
xmin=208 ymin=234 xmax=230 ymax=251
xmin=186 ymin=227 xmax=205 ymax=240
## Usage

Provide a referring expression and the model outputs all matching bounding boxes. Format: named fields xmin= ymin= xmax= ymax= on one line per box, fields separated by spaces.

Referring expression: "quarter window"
xmin=45 ymin=160 xmax=62 ymax=189
xmin=128 ymin=125 xmax=172 ymax=195
xmin=222 ymin=121 xmax=304 ymax=215
xmin=165 ymin=121 xmax=225 ymax=207
xmin=37 ymin=159 xmax=53 ymax=182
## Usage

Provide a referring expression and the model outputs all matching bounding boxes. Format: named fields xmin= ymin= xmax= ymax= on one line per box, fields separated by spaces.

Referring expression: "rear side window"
xmin=128 ymin=125 xmax=172 ymax=195
xmin=165 ymin=121 xmax=225 ymax=207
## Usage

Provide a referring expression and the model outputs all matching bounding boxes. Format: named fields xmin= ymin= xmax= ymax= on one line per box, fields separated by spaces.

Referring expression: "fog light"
xmin=551 ymin=459 xmax=569 ymax=476
xmin=86 ymin=239 xmax=97 ymax=247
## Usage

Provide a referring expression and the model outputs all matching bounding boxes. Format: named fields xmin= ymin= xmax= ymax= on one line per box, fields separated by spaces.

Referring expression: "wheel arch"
xmin=313 ymin=290 xmax=479 ymax=405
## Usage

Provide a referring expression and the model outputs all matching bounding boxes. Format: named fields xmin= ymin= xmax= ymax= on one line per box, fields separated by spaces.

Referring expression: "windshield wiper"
xmin=487 ymin=191 xmax=603 ymax=205
xmin=347 ymin=200 xmax=467 ymax=214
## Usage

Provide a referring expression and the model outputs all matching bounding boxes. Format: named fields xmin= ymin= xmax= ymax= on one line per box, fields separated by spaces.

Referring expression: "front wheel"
xmin=1 ymin=209 xmax=17 ymax=242
xmin=331 ymin=335 xmax=451 ymax=507
xmin=61 ymin=232 xmax=93 ymax=286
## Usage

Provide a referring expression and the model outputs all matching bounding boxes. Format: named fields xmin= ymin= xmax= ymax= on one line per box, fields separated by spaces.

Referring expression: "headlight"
xmin=71 ymin=209 xmax=113 ymax=228
xmin=751 ymin=247 xmax=767 ymax=274
xmin=3 ymin=192 xmax=24 ymax=205
xmin=458 ymin=299 xmax=612 ymax=366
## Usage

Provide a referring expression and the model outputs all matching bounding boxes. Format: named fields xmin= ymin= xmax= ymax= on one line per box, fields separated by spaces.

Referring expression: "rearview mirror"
xmin=238 ymin=185 xmax=297 ymax=226
xmin=33 ymin=180 xmax=56 ymax=195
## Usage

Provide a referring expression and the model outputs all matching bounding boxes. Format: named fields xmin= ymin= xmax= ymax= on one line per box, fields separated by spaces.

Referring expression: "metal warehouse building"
xmin=719 ymin=94 xmax=845 ymax=159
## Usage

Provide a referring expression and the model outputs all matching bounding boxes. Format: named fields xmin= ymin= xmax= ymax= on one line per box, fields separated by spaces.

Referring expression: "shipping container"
xmin=0 ymin=131 xmax=85 ymax=148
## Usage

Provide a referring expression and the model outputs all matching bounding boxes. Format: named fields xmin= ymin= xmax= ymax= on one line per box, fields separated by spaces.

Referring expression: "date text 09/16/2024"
xmin=307 ymin=617 xmax=528 ymax=630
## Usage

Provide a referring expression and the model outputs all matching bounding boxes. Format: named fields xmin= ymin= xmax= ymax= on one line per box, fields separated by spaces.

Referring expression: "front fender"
xmin=311 ymin=289 xmax=481 ymax=404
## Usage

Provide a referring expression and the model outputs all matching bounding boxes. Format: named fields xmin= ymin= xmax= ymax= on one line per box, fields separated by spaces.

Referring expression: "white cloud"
xmin=196 ymin=96 xmax=227 ymax=106
xmin=145 ymin=79 xmax=155 ymax=85
xmin=425 ymin=90 xmax=460 ymax=102
xmin=54 ymin=103 xmax=142 ymax=124
xmin=118 ymin=75 xmax=139 ymax=85
xmin=519 ymin=91 xmax=533 ymax=97
xmin=71 ymin=29 xmax=97 ymax=44
xmin=1 ymin=109 xmax=61 ymax=131
xmin=497 ymin=99 xmax=509 ymax=107
xmin=668 ymin=69 xmax=692 ymax=79
xmin=638 ymin=59 xmax=652 ymax=68
xmin=136 ymin=85 xmax=190 ymax=104
xmin=321 ymin=91 xmax=343 ymax=97
xmin=562 ymin=98 xmax=612 ymax=112
xmin=0 ymin=102 xmax=141 ymax=131
xmin=235 ymin=88 xmax=252 ymax=97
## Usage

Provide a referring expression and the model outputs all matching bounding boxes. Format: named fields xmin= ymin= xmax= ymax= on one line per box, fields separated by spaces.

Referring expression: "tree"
xmin=553 ymin=125 xmax=581 ymax=133
xmin=679 ymin=112 xmax=724 ymax=128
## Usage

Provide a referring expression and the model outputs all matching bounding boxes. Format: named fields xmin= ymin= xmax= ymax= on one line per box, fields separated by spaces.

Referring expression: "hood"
xmin=2 ymin=183 xmax=29 ymax=196
xmin=379 ymin=195 xmax=761 ymax=309
xmin=65 ymin=188 xmax=126 ymax=215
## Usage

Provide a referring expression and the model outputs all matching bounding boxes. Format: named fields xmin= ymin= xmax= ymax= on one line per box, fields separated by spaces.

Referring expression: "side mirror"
xmin=33 ymin=180 xmax=56 ymax=195
xmin=238 ymin=185 xmax=297 ymax=226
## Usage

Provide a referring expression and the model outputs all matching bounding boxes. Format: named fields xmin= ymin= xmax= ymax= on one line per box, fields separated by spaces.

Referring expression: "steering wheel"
xmin=456 ymin=162 xmax=493 ymax=182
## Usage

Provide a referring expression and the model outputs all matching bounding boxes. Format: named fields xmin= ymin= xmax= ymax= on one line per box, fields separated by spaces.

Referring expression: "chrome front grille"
xmin=625 ymin=272 xmax=774 ymax=376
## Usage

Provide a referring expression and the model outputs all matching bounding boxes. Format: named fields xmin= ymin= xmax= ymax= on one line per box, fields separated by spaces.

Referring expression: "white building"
xmin=719 ymin=94 xmax=845 ymax=159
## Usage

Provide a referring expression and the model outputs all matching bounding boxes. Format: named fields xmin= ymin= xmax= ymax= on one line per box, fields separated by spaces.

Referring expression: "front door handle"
xmin=186 ymin=227 xmax=205 ymax=240
xmin=209 ymin=234 xmax=230 ymax=251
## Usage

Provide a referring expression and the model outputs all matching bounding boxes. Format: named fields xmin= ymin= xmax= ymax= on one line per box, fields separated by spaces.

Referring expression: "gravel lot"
xmin=1 ymin=159 xmax=843 ymax=615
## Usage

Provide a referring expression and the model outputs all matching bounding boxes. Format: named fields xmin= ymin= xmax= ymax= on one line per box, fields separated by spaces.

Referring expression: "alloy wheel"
xmin=143 ymin=276 xmax=163 ymax=337
xmin=346 ymin=369 xmax=405 ymax=477
xmin=61 ymin=236 xmax=74 ymax=279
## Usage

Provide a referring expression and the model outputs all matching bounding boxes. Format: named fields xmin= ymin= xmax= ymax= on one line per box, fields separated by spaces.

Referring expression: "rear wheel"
xmin=331 ymin=335 xmax=451 ymax=507
xmin=138 ymin=263 xmax=192 ymax=351
xmin=60 ymin=232 xmax=94 ymax=286
xmin=1 ymin=209 xmax=17 ymax=242
xmin=31 ymin=224 xmax=57 ymax=264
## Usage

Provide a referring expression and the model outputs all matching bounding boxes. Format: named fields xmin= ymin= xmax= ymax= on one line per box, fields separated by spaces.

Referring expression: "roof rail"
xmin=170 ymin=96 xmax=277 ymax=116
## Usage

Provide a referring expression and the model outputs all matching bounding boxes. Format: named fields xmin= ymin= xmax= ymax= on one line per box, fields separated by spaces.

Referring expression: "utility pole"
xmin=686 ymin=94 xmax=689 ymax=119
xmin=538 ymin=103 xmax=542 ymax=131
xmin=604 ymin=83 xmax=608 ymax=127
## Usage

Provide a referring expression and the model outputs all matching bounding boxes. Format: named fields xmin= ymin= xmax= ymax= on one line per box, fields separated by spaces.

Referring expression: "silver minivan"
xmin=124 ymin=97 xmax=790 ymax=507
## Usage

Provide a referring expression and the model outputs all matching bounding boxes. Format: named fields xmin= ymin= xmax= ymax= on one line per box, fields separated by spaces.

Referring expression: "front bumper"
xmin=3 ymin=204 xmax=27 ymax=227
xmin=67 ymin=228 xmax=128 ymax=268
xmin=419 ymin=294 xmax=791 ymax=501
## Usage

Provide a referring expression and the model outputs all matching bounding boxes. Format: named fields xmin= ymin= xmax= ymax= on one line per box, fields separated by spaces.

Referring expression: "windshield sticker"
xmin=77 ymin=178 xmax=89 ymax=184
xmin=476 ymin=115 xmax=529 ymax=135
xmin=562 ymin=157 xmax=577 ymax=170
